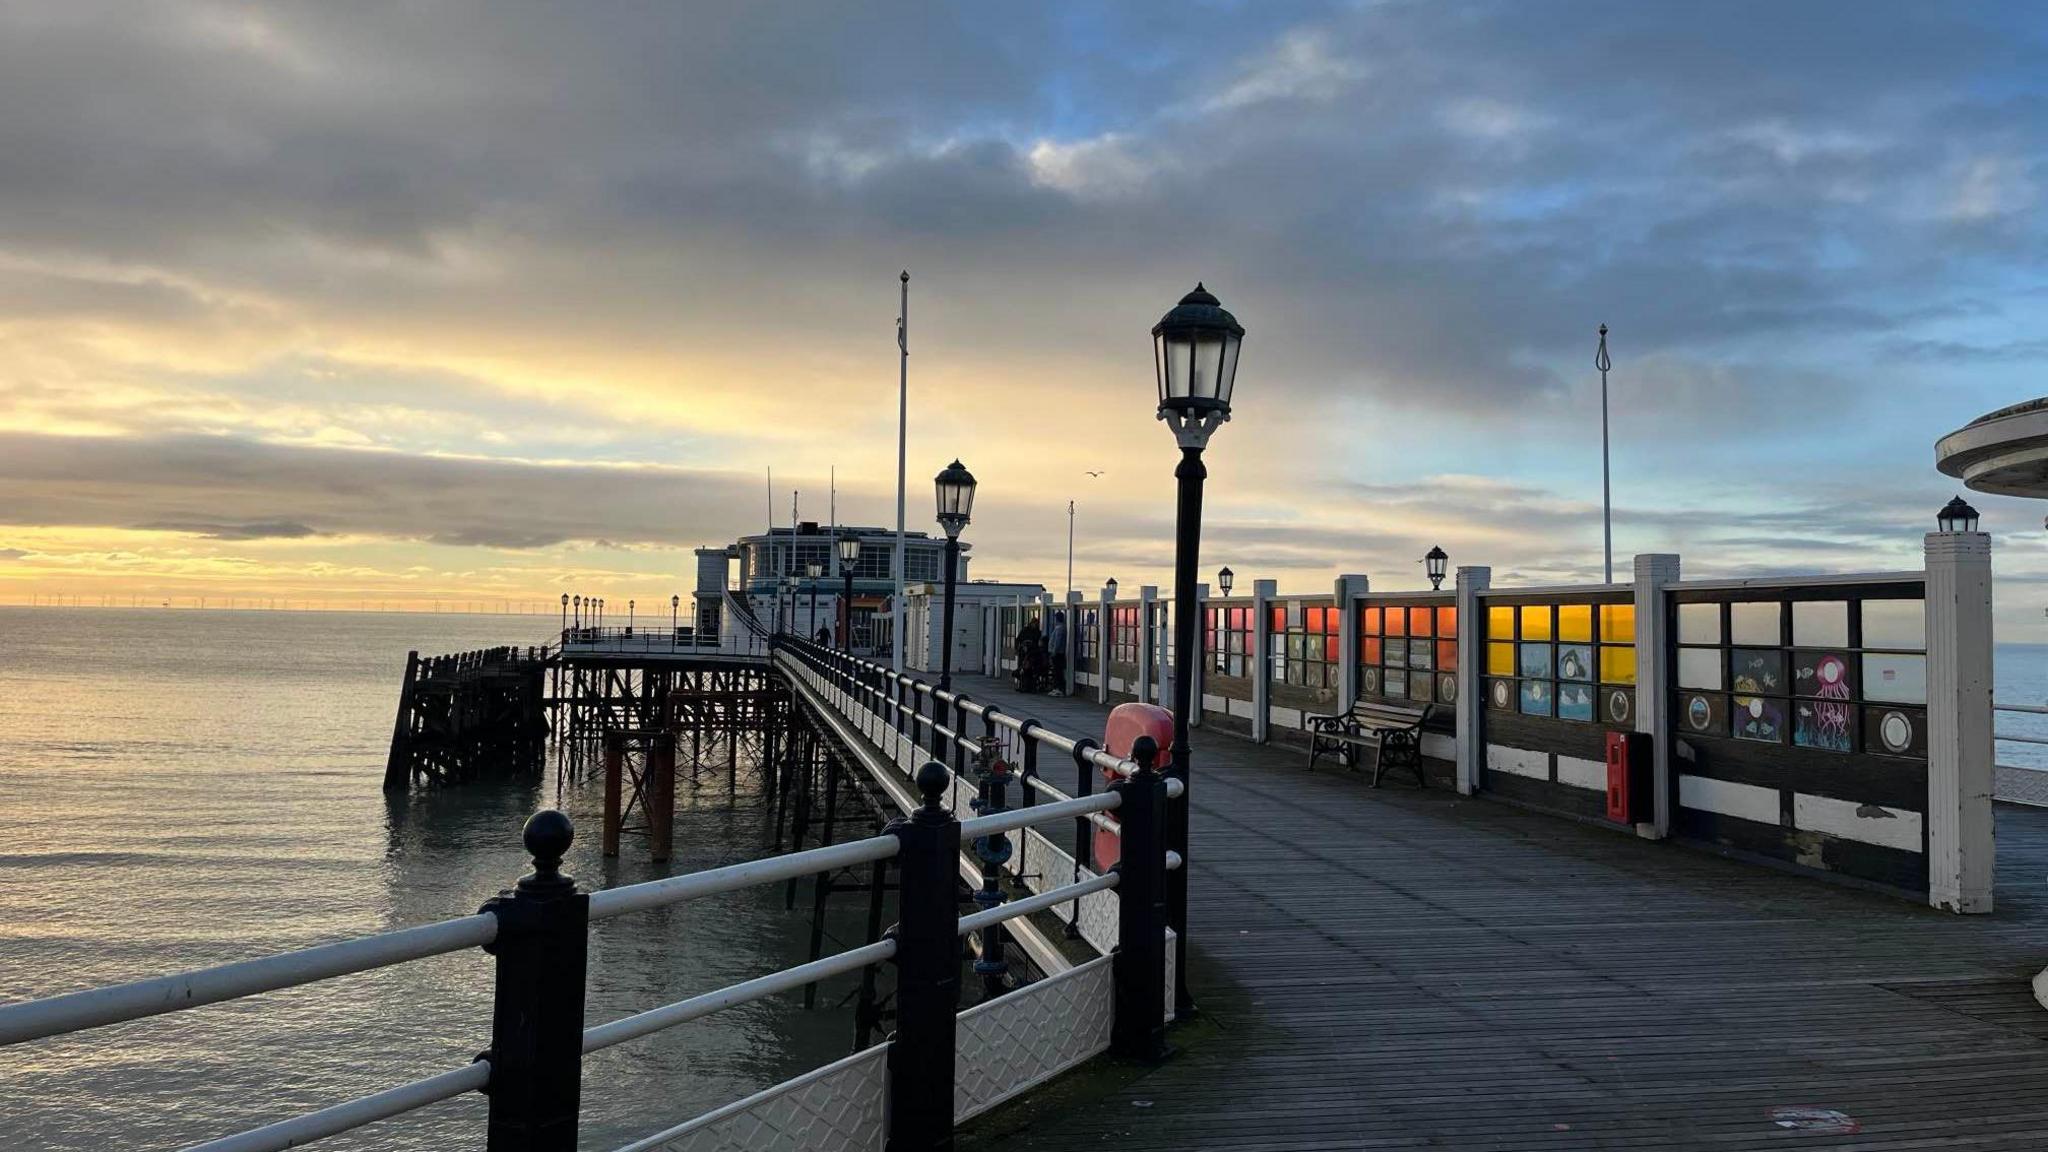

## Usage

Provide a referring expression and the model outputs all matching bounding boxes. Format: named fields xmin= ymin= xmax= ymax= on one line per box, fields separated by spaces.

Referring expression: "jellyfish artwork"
xmin=1796 ymin=653 xmax=1854 ymax=752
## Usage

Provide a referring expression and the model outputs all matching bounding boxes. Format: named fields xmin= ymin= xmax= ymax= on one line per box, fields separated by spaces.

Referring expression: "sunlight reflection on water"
xmin=0 ymin=608 xmax=874 ymax=1150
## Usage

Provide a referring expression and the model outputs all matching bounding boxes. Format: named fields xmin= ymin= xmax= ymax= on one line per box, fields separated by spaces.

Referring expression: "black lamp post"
xmin=934 ymin=459 xmax=977 ymax=690
xmin=560 ymin=592 xmax=569 ymax=637
xmin=1938 ymin=495 xmax=1981 ymax=533
xmin=573 ymin=594 xmax=581 ymax=629
xmin=671 ymin=594 xmax=679 ymax=650
xmin=1106 ymin=576 xmax=1118 ymax=598
xmin=838 ymin=533 xmax=861 ymax=650
xmin=628 ymin=598 xmax=635 ymax=633
xmin=1153 ymin=281 xmax=1243 ymax=1019
xmin=807 ymin=562 xmax=822 ymax=641
xmin=1425 ymin=546 xmax=1449 ymax=591
xmin=1217 ymin=566 xmax=1233 ymax=597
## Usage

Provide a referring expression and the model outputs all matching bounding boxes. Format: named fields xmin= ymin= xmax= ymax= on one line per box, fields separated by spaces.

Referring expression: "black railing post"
xmin=1110 ymin=736 xmax=1168 ymax=1062
xmin=481 ymin=810 xmax=589 ymax=1152
xmin=950 ymin=696 xmax=971 ymax=778
xmin=885 ymin=762 xmax=961 ymax=1152
xmin=1068 ymin=737 xmax=1099 ymax=940
xmin=970 ymin=732 xmax=1011 ymax=1001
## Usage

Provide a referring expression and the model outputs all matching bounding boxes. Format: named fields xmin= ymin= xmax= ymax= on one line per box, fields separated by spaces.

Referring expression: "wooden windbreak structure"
xmin=383 ymin=647 xmax=549 ymax=790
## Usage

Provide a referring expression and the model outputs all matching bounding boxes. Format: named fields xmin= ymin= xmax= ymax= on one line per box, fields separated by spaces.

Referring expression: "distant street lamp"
xmin=1425 ymin=546 xmax=1449 ymax=591
xmin=1938 ymin=495 xmax=1981 ymax=534
xmin=934 ymin=459 xmax=978 ymax=690
xmin=1106 ymin=576 xmax=1118 ymax=598
xmin=573 ymin=594 xmax=582 ymax=629
xmin=1217 ymin=566 xmax=1234 ymax=597
xmin=838 ymin=533 xmax=862 ymax=650
xmin=671 ymin=593 xmax=680 ymax=650
xmin=560 ymin=592 xmax=569 ymax=636
xmin=628 ymin=599 xmax=635 ymax=632
xmin=807 ymin=561 xmax=823 ymax=641
xmin=1152 ymin=281 xmax=1244 ymax=1020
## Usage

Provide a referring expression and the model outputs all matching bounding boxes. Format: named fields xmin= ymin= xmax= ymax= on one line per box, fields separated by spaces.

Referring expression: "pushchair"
xmin=1012 ymin=635 xmax=1049 ymax=694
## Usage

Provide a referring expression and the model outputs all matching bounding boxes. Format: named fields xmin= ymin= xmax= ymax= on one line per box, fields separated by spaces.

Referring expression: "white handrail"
xmin=181 ymin=1061 xmax=491 ymax=1152
xmin=583 ymin=940 xmax=897 ymax=1053
xmin=587 ymin=834 xmax=899 ymax=922
xmin=958 ymin=873 xmax=1119 ymax=936
xmin=0 ymin=913 xmax=498 ymax=1047
xmin=960 ymin=792 xmax=1119 ymax=840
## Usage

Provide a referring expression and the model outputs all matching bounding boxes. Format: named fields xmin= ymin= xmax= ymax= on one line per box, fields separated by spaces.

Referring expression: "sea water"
xmin=0 ymin=607 xmax=871 ymax=1150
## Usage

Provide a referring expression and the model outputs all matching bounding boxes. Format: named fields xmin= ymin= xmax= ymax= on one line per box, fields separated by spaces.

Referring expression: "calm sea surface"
xmin=0 ymin=607 xmax=871 ymax=1151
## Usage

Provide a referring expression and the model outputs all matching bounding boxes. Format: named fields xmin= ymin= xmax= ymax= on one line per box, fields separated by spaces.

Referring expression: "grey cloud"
xmin=0 ymin=432 xmax=778 ymax=551
xmin=136 ymin=519 xmax=322 ymax=540
xmin=0 ymin=547 xmax=25 ymax=561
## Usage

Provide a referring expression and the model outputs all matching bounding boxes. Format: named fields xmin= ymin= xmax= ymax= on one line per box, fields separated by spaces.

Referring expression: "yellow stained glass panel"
xmin=1599 ymin=603 xmax=1634 ymax=641
xmin=1520 ymin=606 xmax=1553 ymax=641
xmin=1558 ymin=604 xmax=1592 ymax=642
xmin=1487 ymin=642 xmax=1514 ymax=675
xmin=1600 ymin=645 xmax=1637 ymax=685
xmin=1488 ymin=605 xmax=1514 ymax=637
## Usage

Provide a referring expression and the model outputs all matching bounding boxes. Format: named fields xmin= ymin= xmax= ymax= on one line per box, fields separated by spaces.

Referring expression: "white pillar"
xmin=1098 ymin=584 xmax=1114 ymax=705
xmin=1138 ymin=585 xmax=1158 ymax=704
xmin=1926 ymin=530 xmax=1994 ymax=913
xmin=1336 ymin=574 xmax=1368 ymax=711
xmin=1633 ymin=553 xmax=1680 ymax=838
xmin=1454 ymin=566 xmax=1491 ymax=795
xmin=1252 ymin=579 xmax=1276 ymax=743
xmin=1191 ymin=582 xmax=1209 ymax=728
xmin=1064 ymin=591 xmax=1083 ymax=696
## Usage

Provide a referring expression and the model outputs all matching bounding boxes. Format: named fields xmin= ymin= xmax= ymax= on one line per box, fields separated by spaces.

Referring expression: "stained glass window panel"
xmin=1599 ymin=603 xmax=1635 ymax=642
xmin=1362 ymin=606 xmax=1380 ymax=634
xmin=1558 ymin=605 xmax=1593 ymax=643
xmin=1409 ymin=607 xmax=1433 ymax=637
xmin=1437 ymin=640 xmax=1458 ymax=671
xmin=1487 ymin=642 xmax=1513 ymax=676
xmin=1436 ymin=606 xmax=1457 ymax=636
xmin=1488 ymin=605 xmax=1514 ymax=638
xmin=1520 ymin=606 xmax=1552 ymax=641
xmin=1599 ymin=645 xmax=1637 ymax=685
xmin=1384 ymin=609 xmax=1406 ymax=637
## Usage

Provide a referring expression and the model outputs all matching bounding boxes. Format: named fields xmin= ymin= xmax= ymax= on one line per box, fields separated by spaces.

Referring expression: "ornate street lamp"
xmin=671 ymin=593 xmax=680 ymax=650
xmin=560 ymin=592 xmax=569 ymax=636
xmin=1105 ymin=576 xmax=1118 ymax=598
xmin=1425 ymin=546 xmax=1449 ymax=591
xmin=1938 ymin=495 xmax=1981 ymax=534
xmin=1153 ymin=281 xmax=1243 ymax=1019
xmin=934 ymin=459 xmax=977 ymax=689
xmin=1217 ymin=566 xmax=1234 ymax=597
xmin=838 ymin=533 xmax=862 ymax=650
xmin=628 ymin=598 xmax=635 ymax=633
xmin=573 ymin=593 xmax=581 ymax=629
xmin=807 ymin=561 xmax=823 ymax=641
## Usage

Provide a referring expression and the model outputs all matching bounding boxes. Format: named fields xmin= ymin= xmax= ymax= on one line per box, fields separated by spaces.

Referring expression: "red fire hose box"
xmin=1094 ymin=702 xmax=1173 ymax=870
xmin=1604 ymin=730 xmax=1653 ymax=825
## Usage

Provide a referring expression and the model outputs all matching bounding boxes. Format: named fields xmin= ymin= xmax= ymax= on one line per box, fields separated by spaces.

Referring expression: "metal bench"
xmin=1307 ymin=699 xmax=1434 ymax=787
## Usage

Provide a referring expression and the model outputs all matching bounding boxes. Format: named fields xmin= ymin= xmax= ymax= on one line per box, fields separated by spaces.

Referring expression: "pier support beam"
xmin=601 ymin=737 xmax=624 ymax=859
xmin=648 ymin=736 xmax=675 ymax=864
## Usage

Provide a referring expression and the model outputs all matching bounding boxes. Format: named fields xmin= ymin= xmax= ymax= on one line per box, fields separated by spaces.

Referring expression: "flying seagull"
xmin=1085 ymin=470 xmax=1105 ymax=477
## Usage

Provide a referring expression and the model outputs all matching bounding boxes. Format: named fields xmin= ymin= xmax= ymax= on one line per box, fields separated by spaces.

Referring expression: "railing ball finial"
xmin=914 ymin=760 xmax=950 ymax=815
xmin=519 ymin=809 xmax=576 ymax=894
xmin=1129 ymin=734 xmax=1159 ymax=774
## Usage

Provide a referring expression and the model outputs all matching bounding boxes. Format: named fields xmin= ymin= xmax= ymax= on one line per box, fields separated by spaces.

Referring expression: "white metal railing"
xmin=5 ymin=619 xmax=1174 ymax=1152
xmin=1995 ymin=701 xmax=2048 ymax=806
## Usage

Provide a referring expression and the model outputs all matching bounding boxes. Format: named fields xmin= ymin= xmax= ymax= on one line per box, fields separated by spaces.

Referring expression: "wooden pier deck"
xmin=952 ymin=674 xmax=2048 ymax=1151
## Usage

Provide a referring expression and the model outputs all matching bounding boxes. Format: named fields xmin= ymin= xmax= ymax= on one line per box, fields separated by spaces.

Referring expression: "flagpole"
xmin=1597 ymin=323 xmax=1612 ymax=583
xmin=893 ymin=270 xmax=909 ymax=673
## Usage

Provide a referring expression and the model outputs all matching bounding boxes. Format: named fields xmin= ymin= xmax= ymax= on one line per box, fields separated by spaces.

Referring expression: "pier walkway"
xmin=950 ymin=673 xmax=2048 ymax=1151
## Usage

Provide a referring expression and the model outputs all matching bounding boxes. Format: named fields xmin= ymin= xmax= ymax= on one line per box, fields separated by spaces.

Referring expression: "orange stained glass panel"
xmin=1487 ymin=642 xmax=1514 ymax=676
xmin=1362 ymin=606 xmax=1381 ymax=634
xmin=1558 ymin=604 xmax=1593 ymax=642
xmin=1324 ymin=635 xmax=1339 ymax=661
xmin=1600 ymin=603 xmax=1635 ymax=642
xmin=1363 ymin=638 xmax=1382 ymax=664
xmin=1384 ymin=608 xmax=1407 ymax=637
xmin=1271 ymin=606 xmax=1287 ymax=633
xmin=1600 ymin=645 xmax=1637 ymax=685
xmin=1488 ymin=605 xmax=1514 ymax=637
xmin=1436 ymin=606 xmax=1457 ymax=636
xmin=1437 ymin=640 xmax=1458 ymax=671
xmin=1409 ymin=606 xmax=1433 ymax=636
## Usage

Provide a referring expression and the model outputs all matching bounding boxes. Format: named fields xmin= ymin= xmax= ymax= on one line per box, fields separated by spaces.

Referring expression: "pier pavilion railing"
xmin=1994 ymin=701 xmax=2048 ymax=806
xmin=1 ymin=633 xmax=1180 ymax=1152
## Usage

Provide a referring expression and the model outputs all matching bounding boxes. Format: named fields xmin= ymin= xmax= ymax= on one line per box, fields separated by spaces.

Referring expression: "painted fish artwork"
xmin=1731 ymin=649 xmax=1784 ymax=695
xmin=1733 ymin=694 xmax=1785 ymax=743
xmin=1793 ymin=651 xmax=1854 ymax=751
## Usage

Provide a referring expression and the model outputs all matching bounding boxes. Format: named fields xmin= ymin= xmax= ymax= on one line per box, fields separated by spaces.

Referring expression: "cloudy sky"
xmin=3 ymin=1 xmax=2046 ymax=629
